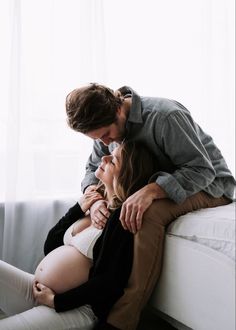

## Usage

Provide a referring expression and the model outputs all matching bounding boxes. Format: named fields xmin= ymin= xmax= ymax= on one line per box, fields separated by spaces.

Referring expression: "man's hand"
xmin=33 ymin=281 xmax=55 ymax=308
xmin=79 ymin=190 xmax=103 ymax=213
xmin=120 ymin=183 xmax=167 ymax=233
xmin=90 ymin=199 xmax=111 ymax=229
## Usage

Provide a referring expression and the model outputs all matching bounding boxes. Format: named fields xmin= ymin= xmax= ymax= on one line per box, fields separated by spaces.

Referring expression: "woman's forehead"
xmin=112 ymin=146 xmax=122 ymax=160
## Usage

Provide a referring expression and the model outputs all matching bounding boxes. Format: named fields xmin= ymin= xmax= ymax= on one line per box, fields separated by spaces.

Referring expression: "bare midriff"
xmin=34 ymin=245 xmax=92 ymax=294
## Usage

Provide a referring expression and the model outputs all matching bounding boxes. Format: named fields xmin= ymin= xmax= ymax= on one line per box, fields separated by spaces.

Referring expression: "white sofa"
xmin=0 ymin=200 xmax=235 ymax=329
xmin=149 ymin=202 xmax=235 ymax=330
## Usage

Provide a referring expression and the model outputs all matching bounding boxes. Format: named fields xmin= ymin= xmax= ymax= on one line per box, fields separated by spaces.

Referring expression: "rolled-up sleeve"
xmin=154 ymin=111 xmax=216 ymax=203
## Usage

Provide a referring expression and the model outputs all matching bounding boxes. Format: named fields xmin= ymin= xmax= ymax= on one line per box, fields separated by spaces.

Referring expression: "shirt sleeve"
xmin=81 ymin=140 xmax=110 ymax=192
xmin=43 ymin=203 xmax=84 ymax=255
xmin=153 ymin=111 xmax=216 ymax=203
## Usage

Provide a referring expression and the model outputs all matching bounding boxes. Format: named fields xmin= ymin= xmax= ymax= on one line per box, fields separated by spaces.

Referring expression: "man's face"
xmin=86 ymin=111 xmax=126 ymax=146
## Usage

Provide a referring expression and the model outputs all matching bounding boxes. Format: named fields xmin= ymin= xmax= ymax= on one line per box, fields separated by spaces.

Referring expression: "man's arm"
xmin=120 ymin=110 xmax=216 ymax=232
xmin=119 ymin=182 xmax=167 ymax=233
xmin=153 ymin=110 xmax=216 ymax=203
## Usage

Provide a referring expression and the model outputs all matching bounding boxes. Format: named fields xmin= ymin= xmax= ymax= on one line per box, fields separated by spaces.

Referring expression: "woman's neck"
xmin=105 ymin=187 xmax=115 ymax=207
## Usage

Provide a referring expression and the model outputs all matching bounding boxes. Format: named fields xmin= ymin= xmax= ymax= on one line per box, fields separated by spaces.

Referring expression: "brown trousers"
xmin=107 ymin=192 xmax=231 ymax=330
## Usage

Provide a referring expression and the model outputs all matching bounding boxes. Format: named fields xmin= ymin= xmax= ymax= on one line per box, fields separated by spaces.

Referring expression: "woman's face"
xmin=95 ymin=146 xmax=122 ymax=189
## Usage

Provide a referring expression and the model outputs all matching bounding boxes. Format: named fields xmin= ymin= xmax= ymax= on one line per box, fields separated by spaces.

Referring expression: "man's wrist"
xmin=147 ymin=182 xmax=167 ymax=200
xmin=84 ymin=185 xmax=98 ymax=193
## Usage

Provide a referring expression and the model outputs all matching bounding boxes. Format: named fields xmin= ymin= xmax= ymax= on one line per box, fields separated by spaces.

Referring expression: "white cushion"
xmin=167 ymin=202 xmax=236 ymax=260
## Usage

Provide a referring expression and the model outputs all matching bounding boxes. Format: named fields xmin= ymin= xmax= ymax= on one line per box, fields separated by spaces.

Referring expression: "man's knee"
xmin=143 ymin=198 xmax=176 ymax=228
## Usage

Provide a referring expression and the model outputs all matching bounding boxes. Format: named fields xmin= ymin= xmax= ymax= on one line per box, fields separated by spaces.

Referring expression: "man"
xmin=65 ymin=83 xmax=235 ymax=330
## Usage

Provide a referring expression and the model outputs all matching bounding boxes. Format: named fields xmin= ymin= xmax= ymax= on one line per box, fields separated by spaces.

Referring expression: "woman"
xmin=0 ymin=141 xmax=156 ymax=330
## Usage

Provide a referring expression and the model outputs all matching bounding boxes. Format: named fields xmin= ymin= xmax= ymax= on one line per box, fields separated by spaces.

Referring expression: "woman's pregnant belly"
xmin=35 ymin=245 xmax=92 ymax=294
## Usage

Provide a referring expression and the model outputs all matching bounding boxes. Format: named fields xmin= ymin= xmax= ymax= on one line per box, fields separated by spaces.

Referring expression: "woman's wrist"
xmin=50 ymin=294 xmax=55 ymax=308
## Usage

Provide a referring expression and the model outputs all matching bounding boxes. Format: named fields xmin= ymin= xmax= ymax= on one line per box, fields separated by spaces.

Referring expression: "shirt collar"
xmin=126 ymin=87 xmax=143 ymax=124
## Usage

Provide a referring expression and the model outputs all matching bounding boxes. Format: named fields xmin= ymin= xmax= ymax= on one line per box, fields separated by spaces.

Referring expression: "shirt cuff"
xmin=81 ymin=173 xmax=99 ymax=193
xmin=155 ymin=172 xmax=187 ymax=204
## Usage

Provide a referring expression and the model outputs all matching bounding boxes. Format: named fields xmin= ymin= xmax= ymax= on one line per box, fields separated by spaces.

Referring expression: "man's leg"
xmin=107 ymin=192 xmax=231 ymax=330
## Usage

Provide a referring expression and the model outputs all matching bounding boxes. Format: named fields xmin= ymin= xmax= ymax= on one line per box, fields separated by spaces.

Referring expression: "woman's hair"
xmin=65 ymin=83 xmax=123 ymax=133
xmin=98 ymin=141 xmax=156 ymax=209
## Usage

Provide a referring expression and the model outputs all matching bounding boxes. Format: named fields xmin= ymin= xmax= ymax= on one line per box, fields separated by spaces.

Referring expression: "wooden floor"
xmin=0 ymin=308 xmax=178 ymax=329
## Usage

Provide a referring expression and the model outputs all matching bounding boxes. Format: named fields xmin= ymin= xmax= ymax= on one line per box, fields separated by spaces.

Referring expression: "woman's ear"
xmin=116 ymin=106 xmax=122 ymax=116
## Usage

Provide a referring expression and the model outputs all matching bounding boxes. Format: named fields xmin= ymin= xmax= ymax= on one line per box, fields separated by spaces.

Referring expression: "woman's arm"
xmin=44 ymin=190 xmax=102 ymax=255
xmin=53 ymin=209 xmax=133 ymax=319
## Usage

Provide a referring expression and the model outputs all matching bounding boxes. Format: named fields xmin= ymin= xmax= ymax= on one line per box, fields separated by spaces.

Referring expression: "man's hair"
xmin=97 ymin=141 xmax=156 ymax=209
xmin=65 ymin=83 xmax=123 ymax=133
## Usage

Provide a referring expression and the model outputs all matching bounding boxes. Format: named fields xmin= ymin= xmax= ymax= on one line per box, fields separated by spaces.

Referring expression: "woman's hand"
xmin=90 ymin=200 xmax=110 ymax=229
xmin=79 ymin=189 xmax=103 ymax=213
xmin=33 ymin=281 xmax=55 ymax=308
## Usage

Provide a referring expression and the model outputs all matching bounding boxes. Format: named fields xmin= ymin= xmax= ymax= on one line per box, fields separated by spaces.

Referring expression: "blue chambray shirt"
xmin=81 ymin=88 xmax=235 ymax=204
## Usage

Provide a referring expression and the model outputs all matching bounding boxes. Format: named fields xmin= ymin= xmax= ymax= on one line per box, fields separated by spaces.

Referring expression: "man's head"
xmin=65 ymin=83 xmax=129 ymax=145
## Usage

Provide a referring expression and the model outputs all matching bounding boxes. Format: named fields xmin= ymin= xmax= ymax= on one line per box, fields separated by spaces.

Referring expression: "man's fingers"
xmin=129 ymin=210 xmax=138 ymax=234
xmin=86 ymin=193 xmax=103 ymax=205
xmin=124 ymin=207 xmax=133 ymax=232
xmin=136 ymin=209 xmax=143 ymax=231
xmin=120 ymin=203 xmax=144 ymax=233
xmin=91 ymin=192 xmax=103 ymax=201
xmin=120 ymin=204 xmax=129 ymax=230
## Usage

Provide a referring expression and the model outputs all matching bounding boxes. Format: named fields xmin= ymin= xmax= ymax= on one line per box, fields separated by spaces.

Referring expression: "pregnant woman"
xmin=34 ymin=199 xmax=102 ymax=295
xmin=0 ymin=141 xmax=156 ymax=330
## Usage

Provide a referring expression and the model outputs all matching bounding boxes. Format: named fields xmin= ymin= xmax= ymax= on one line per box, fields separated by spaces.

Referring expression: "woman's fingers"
xmin=90 ymin=200 xmax=110 ymax=229
xmin=79 ymin=191 xmax=103 ymax=212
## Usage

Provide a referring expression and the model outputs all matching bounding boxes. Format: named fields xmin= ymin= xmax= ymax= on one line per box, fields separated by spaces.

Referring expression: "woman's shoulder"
xmin=109 ymin=206 xmax=122 ymax=220
xmin=107 ymin=206 xmax=131 ymax=236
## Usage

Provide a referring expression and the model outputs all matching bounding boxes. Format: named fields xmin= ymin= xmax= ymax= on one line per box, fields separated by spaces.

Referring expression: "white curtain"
xmin=0 ymin=0 xmax=105 ymax=264
xmin=0 ymin=0 xmax=235 ymax=267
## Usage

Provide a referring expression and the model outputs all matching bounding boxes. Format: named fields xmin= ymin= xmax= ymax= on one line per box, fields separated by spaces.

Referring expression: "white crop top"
xmin=63 ymin=221 xmax=102 ymax=260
